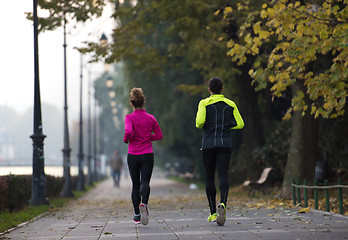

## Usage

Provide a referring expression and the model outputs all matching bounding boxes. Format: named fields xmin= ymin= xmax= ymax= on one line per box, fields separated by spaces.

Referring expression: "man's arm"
xmin=196 ymin=100 xmax=206 ymax=129
xmin=231 ymin=104 xmax=244 ymax=129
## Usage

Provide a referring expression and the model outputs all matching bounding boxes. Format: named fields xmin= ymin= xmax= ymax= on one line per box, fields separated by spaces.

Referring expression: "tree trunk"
xmin=233 ymin=69 xmax=265 ymax=183
xmin=280 ymin=82 xmax=319 ymax=198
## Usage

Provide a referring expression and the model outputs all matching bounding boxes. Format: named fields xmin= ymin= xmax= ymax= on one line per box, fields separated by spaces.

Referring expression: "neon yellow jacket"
xmin=196 ymin=94 xmax=244 ymax=149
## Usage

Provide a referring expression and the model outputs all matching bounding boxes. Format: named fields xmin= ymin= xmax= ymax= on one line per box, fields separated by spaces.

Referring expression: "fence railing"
xmin=291 ymin=178 xmax=348 ymax=215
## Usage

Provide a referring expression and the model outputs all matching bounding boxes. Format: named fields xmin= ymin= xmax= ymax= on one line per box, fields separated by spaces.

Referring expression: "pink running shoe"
xmin=139 ymin=203 xmax=149 ymax=225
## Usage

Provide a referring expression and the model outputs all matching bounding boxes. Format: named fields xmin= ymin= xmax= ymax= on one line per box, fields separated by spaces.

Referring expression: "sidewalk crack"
xmin=61 ymin=213 xmax=87 ymax=239
xmin=135 ymin=222 xmax=139 ymax=239
xmin=160 ymin=215 xmax=180 ymax=240
xmin=97 ymin=214 xmax=111 ymax=240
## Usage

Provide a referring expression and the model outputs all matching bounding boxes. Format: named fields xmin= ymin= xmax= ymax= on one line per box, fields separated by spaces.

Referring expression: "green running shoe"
xmin=207 ymin=213 xmax=217 ymax=222
xmin=216 ymin=203 xmax=226 ymax=226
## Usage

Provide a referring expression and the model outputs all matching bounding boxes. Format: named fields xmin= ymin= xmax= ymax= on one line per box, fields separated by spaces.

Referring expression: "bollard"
xmin=292 ymin=179 xmax=296 ymax=205
xmin=338 ymin=178 xmax=343 ymax=215
xmin=314 ymin=180 xmax=318 ymax=210
xmin=325 ymin=180 xmax=330 ymax=212
xmin=296 ymin=180 xmax=301 ymax=205
xmin=304 ymin=179 xmax=308 ymax=207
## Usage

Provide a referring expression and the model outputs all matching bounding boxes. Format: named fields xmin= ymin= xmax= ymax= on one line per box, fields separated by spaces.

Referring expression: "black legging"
xmin=203 ymin=148 xmax=231 ymax=215
xmin=127 ymin=153 xmax=154 ymax=215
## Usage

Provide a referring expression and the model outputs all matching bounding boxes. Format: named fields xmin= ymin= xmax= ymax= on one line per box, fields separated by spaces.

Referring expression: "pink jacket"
xmin=123 ymin=109 xmax=163 ymax=155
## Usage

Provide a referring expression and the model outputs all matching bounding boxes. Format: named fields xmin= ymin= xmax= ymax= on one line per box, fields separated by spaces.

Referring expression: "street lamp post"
xmin=30 ymin=0 xmax=49 ymax=206
xmin=93 ymin=94 xmax=98 ymax=181
xmin=105 ymin=76 xmax=114 ymax=159
xmin=86 ymin=69 xmax=94 ymax=185
xmin=76 ymin=53 xmax=85 ymax=191
xmin=60 ymin=10 xmax=74 ymax=197
xmin=91 ymin=33 xmax=108 ymax=181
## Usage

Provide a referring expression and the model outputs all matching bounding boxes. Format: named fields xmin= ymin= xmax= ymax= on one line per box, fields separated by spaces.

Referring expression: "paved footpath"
xmin=1 ymin=174 xmax=348 ymax=240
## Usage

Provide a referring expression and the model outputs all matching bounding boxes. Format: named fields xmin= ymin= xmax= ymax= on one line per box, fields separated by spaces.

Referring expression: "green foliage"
xmin=8 ymin=175 xmax=31 ymax=212
xmin=0 ymin=176 xmax=9 ymax=211
xmin=226 ymin=0 xmax=348 ymax=119
xmin=45 ymin=175 xmax=65 ymax=198
xmin=27 ymin=0 xmax=106 ymax=32
xmin=0 ymin=175 xmax=79 ymax=213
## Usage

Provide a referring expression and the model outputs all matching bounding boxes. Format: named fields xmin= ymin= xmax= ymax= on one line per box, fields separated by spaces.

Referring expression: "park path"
xmin=2 ymin=174 xmax=348 ymax=240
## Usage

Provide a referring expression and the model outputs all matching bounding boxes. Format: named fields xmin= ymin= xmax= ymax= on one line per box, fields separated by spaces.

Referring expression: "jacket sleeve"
xmin=231 ymin=104 xmax=244 ymax=129
xmin=123 ymin=115 xmax=133 ymax=143
xmin=196 ymin=100 xmax=206 ymax=129
xmin=150 ymin=118 xmax=163 ymax=141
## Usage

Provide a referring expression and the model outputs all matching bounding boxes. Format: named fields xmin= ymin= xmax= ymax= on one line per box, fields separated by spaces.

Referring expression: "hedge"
xmin=0 ymin=174 xmax=79 ymax=212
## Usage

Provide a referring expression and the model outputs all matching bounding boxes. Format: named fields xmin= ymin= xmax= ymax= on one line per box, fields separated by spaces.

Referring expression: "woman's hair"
xmin=129 ymin=87 xmax=145 ymax=108
xmin=209 ymin=77 xmax=223 ymax=94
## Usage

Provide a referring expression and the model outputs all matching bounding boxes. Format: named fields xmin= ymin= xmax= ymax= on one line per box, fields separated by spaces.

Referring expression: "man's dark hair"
xmin=209 ymin=77 xmax=223 ymax=94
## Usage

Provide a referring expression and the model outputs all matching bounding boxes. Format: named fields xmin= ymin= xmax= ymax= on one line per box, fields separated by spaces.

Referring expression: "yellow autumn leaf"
xmin=244 ymin=34 xmax=253 ymax=45
xmin=213 ymin=10 xmax=220 ymax=16
xmin=262 ymin=3 xmax=267 ymax=9
xmin=224 ymin=6 xmax=233 ymax=15
xmin=253 ymin=22 xmax=261 ymax=34
xmin=298 ymin=207 xmax=310 ymax=213
xmin=260 ymin=9 xmax=268 ymax=19
xmin=267 ymin=7 xmax=275 ymax=18
xmin=259 ymin=30 xmax=270 ymax=39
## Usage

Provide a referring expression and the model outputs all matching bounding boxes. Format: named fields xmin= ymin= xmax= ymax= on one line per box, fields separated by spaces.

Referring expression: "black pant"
xmin=203 ymin=148 xmax=231 ymax=214
xmin=127 ymin=153 xmax=154 ymax=215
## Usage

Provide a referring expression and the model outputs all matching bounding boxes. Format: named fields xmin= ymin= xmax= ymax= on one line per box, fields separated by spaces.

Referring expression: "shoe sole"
xmin=139 ymin=204 xmax=149 ymax=225
xmin=216 ymin=206 xmax=226 ymax=226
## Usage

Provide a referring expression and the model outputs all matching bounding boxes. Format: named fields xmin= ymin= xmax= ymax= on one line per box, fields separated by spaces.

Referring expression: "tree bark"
xmin=233 ymin=69 xmax=265 ymax=183
xmin=280 ymin=81 xmax=319 ymax=198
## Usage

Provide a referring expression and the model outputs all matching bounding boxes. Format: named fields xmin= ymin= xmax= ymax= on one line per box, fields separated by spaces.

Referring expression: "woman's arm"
xmin=123 ymin=115 xmax=133 ymax=143
xmin=150 ymin=119 xmax=163 ymax=141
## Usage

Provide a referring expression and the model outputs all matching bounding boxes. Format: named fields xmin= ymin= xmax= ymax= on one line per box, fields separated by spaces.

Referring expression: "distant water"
xmin=0 ymin=166 xmax=80 ymax=177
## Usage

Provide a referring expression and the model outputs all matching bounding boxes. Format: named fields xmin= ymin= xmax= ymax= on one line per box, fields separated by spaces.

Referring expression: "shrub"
xmin=8 ymin=175 xmax=31 ymax=212
xmin=0 ymin=174 xmax=81 ymax=212
xmin=0 ymin=176 xmax=10 ymax=210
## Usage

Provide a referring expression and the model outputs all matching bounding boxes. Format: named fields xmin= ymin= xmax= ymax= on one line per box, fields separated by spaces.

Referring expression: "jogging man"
xmin=196 ymin=77 xmax=244 ymax=226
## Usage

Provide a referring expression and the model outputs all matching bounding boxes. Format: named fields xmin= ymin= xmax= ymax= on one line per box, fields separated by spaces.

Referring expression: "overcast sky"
xmin=0 ymin=1 xmax=114 ymax=120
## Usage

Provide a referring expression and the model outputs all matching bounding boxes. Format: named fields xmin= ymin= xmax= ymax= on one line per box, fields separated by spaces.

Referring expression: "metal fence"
xmin=291 ymin=178 xmax=348 ymax=215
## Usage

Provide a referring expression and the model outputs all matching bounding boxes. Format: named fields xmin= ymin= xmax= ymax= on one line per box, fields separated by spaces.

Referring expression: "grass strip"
xmin=0 ymin=184 xmax=94 ymax=234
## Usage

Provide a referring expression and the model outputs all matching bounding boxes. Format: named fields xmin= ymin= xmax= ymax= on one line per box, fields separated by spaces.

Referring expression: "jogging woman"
xmin=124 ymin=87 xmax=163 ymax=225
xmin=196 ymin=77 xmax=244 ymax=226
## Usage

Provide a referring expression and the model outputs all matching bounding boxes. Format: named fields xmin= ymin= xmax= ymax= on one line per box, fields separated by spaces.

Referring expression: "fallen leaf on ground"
xmin=298 ymin=207 xmax=310 ymax=213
